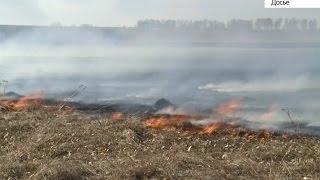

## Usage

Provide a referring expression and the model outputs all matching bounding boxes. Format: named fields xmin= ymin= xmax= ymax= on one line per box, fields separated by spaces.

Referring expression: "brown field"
xmin=1 ymin=108 xmax=320 ymax=179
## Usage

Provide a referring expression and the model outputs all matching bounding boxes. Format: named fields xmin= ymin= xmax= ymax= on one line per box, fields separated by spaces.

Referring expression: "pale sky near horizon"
xmin=0 ymin=0 xmax=319 ymax=26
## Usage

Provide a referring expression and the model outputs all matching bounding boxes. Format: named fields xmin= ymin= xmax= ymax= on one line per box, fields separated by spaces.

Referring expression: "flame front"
xmin=144 ymin=115 xmax=192 ymax=129
xmin=0 ymin=91 xmax=44 ymax=110
xmin=217 ymin=100 xmax=242 ymax=116
xmin=200 ymin=100 xmax=243 ymax=134
xmin=144 ymin=99 xmax=244 ymax=135
xmin=202 ymin=122 xmax=222 ymax=134
xmin=260 ymin=104 xmax=278 ymax=121
xmin=111 ymin=112 xmax=125 ymax=122
xmin=145 ymin=116 xmax=174 ymax=129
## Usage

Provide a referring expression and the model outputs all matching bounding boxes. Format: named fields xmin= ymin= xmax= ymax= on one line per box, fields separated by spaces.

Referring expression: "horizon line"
xmin=0 ymin=17 xmax=318 ymax=28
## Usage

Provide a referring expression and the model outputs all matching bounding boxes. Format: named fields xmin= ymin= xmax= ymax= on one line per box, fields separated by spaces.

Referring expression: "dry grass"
xmin=1 ymin=108 xmax=320 ymax=179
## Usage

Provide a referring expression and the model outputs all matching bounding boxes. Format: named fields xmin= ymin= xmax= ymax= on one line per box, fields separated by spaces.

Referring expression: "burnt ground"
xmin=0 ymin=107 xmax=320 ymax=179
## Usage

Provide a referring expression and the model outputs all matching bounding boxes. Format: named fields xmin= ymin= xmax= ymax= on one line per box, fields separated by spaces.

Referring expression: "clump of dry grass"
xmin=0 ymin=107 xmax=320 ymax=179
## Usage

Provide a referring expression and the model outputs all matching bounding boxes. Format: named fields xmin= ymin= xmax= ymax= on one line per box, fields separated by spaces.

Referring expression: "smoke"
xmin=1 ymin=24 xmax=320 ymax=136
xmin=198 ymin=75 xmax=317 ymax=93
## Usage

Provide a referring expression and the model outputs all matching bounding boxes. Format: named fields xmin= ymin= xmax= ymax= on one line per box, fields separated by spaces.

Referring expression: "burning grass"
xmin=0 ymin=91 xmax=44 ymax=111
xmin=1 ymin=105 xmax=320 ymax=179
xmin=143 ymin=99 xmax=275 ymax=137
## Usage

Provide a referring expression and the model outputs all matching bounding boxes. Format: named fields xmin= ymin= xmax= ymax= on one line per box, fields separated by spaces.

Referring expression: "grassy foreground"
xmin=0 ymin=108 xmax=320 ymax=179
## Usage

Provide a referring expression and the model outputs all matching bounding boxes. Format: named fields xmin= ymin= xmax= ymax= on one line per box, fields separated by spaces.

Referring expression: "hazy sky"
xmin=1 ymin=0 xmax=319 ymax=26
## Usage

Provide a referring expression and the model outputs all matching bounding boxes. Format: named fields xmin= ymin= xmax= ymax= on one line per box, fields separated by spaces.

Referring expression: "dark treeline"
xmin=137 ymin=18 xmax=318 ymax=32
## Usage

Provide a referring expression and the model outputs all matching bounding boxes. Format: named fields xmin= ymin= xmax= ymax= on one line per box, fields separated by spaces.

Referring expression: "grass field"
xmin=0 ymin=107 xmax=320 ymax=179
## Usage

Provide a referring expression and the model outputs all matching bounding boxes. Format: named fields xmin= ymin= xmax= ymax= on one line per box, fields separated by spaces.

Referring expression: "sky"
xmin=0 ymin=0 xmax=320 ymax=26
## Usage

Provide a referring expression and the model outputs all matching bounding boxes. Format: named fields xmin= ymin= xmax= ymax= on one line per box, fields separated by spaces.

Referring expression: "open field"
xmin=0 ymin=108 xmax=320 ymax=179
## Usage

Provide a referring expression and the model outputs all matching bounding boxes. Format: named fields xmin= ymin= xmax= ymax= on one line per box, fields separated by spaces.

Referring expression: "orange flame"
xmin=202 ymin=122 xmax=222 ymax=134
xmin=111 ymin=112 xmax=125 ymax=122
xmin=199 ymin=100 xmax=243 ymax=134
xmin=1 ymin=91 xmax=44 ymax=110
xmin=217 ymin=100 xmax=242 ymax=116
xmin=144 ymin=115 xmax=192 ymax=129
xmin=260 ymin=104 xmax=278 ymax=121
xmin=144 ymin=116 xmax=174 ymax=129
xmin=144 ymin=99 xmax=247 ymax=136
xmin=143 ymin=99 xmax=277 ymax=139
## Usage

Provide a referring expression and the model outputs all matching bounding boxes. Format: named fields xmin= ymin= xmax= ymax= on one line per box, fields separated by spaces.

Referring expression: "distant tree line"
xmin=137 ymin=18 xmax=318 ymax=32
xmin=0 ymin=18 xmax=319 ymax=44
